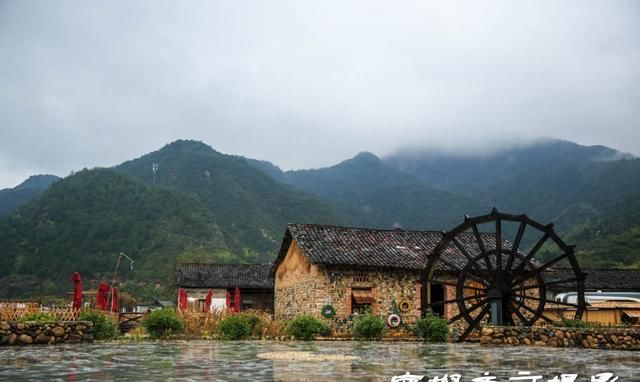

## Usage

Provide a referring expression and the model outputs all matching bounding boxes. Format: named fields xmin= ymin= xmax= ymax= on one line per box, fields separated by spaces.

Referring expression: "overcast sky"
xmin=1 ymin=1 xmax=639 ymax=188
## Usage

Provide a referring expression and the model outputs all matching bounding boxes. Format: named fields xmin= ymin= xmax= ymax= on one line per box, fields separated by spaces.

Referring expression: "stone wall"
xmin=477 ymin=325 xmax=640 ymax=350
xmin=0 ymin=321 xmax=94 ymax=346
xmin=274 ymin=240 xmax=423 ymax=333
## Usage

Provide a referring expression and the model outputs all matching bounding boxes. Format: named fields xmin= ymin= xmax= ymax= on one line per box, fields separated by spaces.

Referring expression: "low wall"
xmin=0 ymin=321 xmax=94 ymax=346
xmin=478 ymin=326 xmax=640 ymax=350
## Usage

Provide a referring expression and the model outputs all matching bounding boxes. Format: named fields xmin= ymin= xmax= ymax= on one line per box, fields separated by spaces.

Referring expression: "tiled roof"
xmin=545 ymin=268 xmax=640 ymax=292
xmin=176 ymin=263 xmax=274 ymax=289
xmin=273 ymin=224 xmax=515 ymax=272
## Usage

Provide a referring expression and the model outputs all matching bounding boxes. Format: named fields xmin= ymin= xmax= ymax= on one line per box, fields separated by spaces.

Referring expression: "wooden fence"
xmin=0 ymin=304 xmax=118 ymax=322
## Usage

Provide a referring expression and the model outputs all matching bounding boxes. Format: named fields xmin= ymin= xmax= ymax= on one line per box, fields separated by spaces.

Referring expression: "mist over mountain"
xmin=383 ymin=139 xmax=640 ymax=232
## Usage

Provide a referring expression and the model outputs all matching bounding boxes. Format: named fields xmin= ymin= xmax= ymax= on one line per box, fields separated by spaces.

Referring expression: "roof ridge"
xmin=287 ymin=223 xmax=501 ymax=237
xmin=287 ymin=223 xmax=445 ymax=234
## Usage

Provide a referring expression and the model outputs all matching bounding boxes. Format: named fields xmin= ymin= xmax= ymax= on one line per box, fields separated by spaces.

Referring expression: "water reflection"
xmin=0 ymin=341 xmax=638 ymax=381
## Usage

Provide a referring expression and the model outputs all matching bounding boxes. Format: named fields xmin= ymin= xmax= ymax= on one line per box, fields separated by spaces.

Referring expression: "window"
xmin=353 ymin=272 xmax=369 ymax=283
xmin=352 ymin=289 xmax=374 ymax=314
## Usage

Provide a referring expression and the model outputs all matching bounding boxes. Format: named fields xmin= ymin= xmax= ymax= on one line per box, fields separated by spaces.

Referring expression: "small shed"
xmin=175 ymin=263 xmax=274 ymax=312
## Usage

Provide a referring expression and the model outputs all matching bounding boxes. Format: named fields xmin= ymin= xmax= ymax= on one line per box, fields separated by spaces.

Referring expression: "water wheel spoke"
xmin=451 ymin=237 xmax=491 ymax=278
xmin=511 ymin=253 xmax=568 ymax=287
xmin=508 ymin=299 xmax=529 ymax=325
xmin=447 ymin=297 xmax=488 ymax=324
xmin=506 ymin=221 xmax=527 ymax=271
xmin=471 ymin=224 xmax=493 ymax=272
xmin=512 ymin=232 xmax=550 ymax=274
xmin=428 ymin=294 xmax=488 ymax=307
xmin=438 ymin=257 xmax=490 ymax=287
xmin=457 ymin=304 xmax=490 ymax=343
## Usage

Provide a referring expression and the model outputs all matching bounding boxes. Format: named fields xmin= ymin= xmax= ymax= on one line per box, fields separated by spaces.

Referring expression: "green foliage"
xmin=0 ymin=167 xmax=231 ymax=298
xmin=413 ymin=314 xmax=449 ymax=342
xmin=0 ymin=175 xmax=59 ymax=217
xmin=141 ymin=308 xmax=184 ymax=339
xmin=557 ymin=193 xmax=640 ymax=268
xmin=18 ymin=311 xmax=56 ymax=322
xmin=116 ymin=140 xmax=347 ymax=256
xmin=285 ymin=152 xmax=488 ymax=230
xmin=217 ymin=312 xmax=263 ymax=340
xmin=285 ymin=315 xmax=329 ymax=341
xmin=79 ymin=310 xmax=119 ymax=340
xmin=352 ymin=312 xmax=385 ymax=339
xmin=553 ymin=318 xmax=592 ymax=329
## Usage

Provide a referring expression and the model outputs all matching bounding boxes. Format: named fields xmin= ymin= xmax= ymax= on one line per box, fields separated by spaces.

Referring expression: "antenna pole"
xmin=152 ymin=163 xmax=158 ymax=184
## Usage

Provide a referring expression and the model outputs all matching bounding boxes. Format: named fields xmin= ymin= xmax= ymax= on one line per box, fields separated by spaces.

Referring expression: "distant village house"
xmin=175 ymin=263 xmax=274 ymax=312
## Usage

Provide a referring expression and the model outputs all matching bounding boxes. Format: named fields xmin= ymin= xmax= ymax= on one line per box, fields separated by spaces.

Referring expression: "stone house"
xmin=271 ymin=224 xmax=503 ymax=329
xmin=175 ymin=263 xmax=274 ymax=312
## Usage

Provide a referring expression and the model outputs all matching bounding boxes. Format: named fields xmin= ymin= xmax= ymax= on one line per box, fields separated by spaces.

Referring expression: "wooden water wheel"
xmin=424 ymin=209 xmax=586 ymax=342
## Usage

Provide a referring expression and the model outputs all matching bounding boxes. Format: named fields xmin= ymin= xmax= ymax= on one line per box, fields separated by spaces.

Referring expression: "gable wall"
xmin=273 ymin=238 xmax=423 ymax=332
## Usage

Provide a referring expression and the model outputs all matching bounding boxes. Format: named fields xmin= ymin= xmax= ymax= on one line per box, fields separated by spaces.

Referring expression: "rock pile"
xmin=478 ymin=326 xmax=640 ymax=350
xmin=0 ymin=321 xmax=94 ymax=346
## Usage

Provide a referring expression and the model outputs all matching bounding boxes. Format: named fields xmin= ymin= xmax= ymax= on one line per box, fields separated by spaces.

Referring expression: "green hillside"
xmin=0 ymin=168 xmax=232 ymax=300
xmin=284 ymin=152 xmax=489 ymax=230
xmin=0 ymin=174 xmax=60 ymax=217
xmin=561 ymin=193 xmax=640 ymax=268
xmin=116 ymin=140 xmax=348 ymax=256
xmin=384 ymin=139 xmax=640 ymax=233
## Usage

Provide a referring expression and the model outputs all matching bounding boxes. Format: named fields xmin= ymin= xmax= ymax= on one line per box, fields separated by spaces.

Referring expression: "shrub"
xmin=286 ymin=315 xmax=329 ymax=341
xmin=79 ymin=310 xmax=119 ymax=340
xmin=142 ymin=309 xmax=184 ymax=339
xmin=352 ymin=313 xmax=385 ymax=339
xmin=217 ymin=312 xmax=262 ymax=340
xmin=18 ymin=311 xmax=56 ymax=322
xmin=414 ymin=314 xmax=449 ymax=342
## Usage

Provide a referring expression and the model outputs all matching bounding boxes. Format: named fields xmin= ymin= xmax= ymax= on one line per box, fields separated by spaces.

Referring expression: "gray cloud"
xmin=1 ymin=0 xmax=639 ymax=187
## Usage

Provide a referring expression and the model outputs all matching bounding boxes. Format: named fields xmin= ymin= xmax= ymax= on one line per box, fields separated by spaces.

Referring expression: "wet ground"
xmin=0 ymin=341 xmax=638 ymax=381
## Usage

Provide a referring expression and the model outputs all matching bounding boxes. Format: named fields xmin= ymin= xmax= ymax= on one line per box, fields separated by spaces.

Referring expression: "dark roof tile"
xmin=176 ymin=263 xmax=274 ymax=289
xmin=274 ymin=224 xmax=515 ymax=272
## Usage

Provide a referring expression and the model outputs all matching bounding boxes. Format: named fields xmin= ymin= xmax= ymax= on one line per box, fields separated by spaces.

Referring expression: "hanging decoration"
xmin=387 ymin=314 xmax=401 ymax=328
xmin=321 ymin=304 xmax=335 ymax=318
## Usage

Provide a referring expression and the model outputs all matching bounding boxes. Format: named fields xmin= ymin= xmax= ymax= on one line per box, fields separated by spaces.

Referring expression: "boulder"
xmin=9 ymin=333 xmax=17 ymax=345
xmin=35 ymin=334 xmax=50 ymax=344
xmin=0 ymin=322 xmax=10 ymax=331
xmin=51 ymin=326 xmax=65 ymax=337
xmin=481 ymin=327 xmax=494 ymax=336
xmin=18 ymin=334 xmax=33 ymax=345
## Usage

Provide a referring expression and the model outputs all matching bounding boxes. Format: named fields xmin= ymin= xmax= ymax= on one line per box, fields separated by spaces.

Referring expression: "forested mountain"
xmin=1 ymin=138 xmax=639 ymax=300
xmin=0 ymin=168 xmax=232 ymax=299
xmin=116 ymin=140 xmax=347 ymax=256
xmin=275 ymin=152 xmax=489 ymax=229
xmin=248 ymin=139 xmax=640 ymax=267
xmin=384 ymin=139 xmax=640 ymax=232
xmin=562 ymin=193 xmax=640 ymax=268
xmin=0 ymin=174 xmax=60 ymax=217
